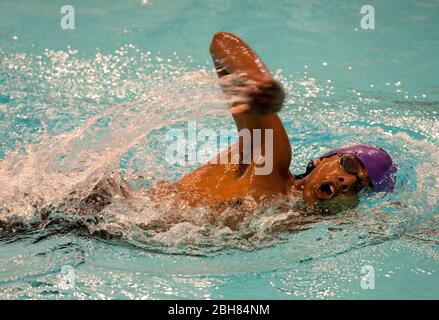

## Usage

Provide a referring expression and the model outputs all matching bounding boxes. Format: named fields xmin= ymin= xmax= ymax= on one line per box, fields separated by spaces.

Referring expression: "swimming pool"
xmin=0 ymin=0 xmax=438 ymax=299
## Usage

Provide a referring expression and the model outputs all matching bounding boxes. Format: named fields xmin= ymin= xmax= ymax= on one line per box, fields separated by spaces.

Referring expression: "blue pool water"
xmin=0 ymin=0 xmax=438 ymax=299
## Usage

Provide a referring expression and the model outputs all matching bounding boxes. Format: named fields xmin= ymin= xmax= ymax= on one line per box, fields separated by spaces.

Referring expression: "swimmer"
xmin=174 ymin=32 xmax=397 ymax=210
xmin=74 ymin=32 xmax=397 ymax=216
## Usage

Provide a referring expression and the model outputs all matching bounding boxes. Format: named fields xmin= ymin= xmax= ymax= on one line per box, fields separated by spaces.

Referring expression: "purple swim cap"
xmin=320 ymin=144 xmax=397 ymax=193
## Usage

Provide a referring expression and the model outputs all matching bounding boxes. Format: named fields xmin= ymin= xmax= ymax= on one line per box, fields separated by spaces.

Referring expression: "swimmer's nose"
xmin=316 ymin=174 xmax=355 ymax=199
xmin=337 ymin=175 xmax=357 ymax=193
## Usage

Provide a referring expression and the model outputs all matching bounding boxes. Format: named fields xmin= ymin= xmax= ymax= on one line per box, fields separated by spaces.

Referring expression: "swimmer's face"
xmin=298 ymin=154 xmax=370 ymax=207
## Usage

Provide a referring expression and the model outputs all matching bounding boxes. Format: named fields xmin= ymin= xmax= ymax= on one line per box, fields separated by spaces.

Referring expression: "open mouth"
xmin=315 ymin=181 xmax=337 ymax=200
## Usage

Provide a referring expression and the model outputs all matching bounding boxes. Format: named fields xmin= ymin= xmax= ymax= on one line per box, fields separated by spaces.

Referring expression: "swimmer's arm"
xmin=209 ymin=32 xmax=285 ymax=115
xmin=209 ymin=32 xmax=291 ymax=173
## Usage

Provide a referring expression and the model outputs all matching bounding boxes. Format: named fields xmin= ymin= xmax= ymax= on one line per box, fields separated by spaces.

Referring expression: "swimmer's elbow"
xmin=210 ymin=32 xmax=231 ymax=54
xmin=209 ymin=32 xmax=233 ymax=70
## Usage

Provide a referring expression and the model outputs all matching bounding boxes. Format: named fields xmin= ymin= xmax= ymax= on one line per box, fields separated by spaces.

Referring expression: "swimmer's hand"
xmin=221 ymin=75 xmax=285 ymax=115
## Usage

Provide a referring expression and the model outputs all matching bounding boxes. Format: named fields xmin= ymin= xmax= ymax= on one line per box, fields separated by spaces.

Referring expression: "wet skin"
xmin=80 ymin=32 xmax=370 ymax=217
xmin=175 ymin=32 xmax=370 ymax=208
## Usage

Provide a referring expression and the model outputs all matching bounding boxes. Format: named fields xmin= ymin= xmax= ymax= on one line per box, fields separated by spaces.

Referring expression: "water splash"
xmin=0 ymin=46 xmax=438 ymax=259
